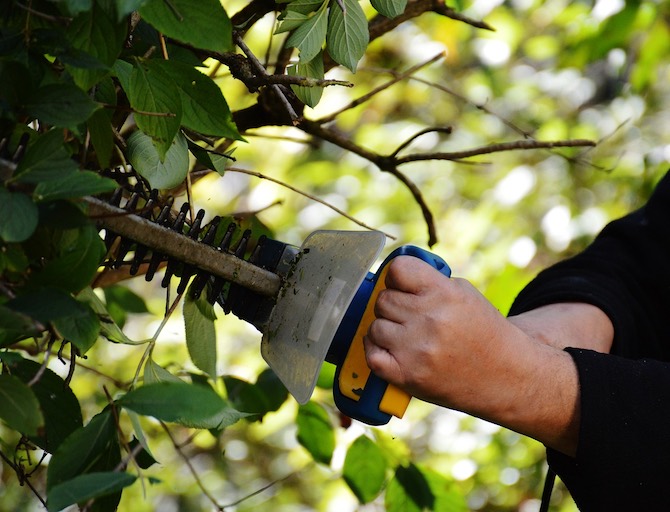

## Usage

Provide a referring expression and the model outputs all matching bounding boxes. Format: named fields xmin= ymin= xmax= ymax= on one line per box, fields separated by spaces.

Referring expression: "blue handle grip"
xmin=330 ymin=246 xmax=451 ymax=425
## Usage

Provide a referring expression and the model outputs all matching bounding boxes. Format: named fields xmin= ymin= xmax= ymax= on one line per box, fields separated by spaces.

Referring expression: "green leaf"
xmin=143 ymin=358 xmax=184 ymax=384
xmin=52 ymin=300 xmax=100 ymax=354
xmin=47 ymin=472 xmax=136 ymax=512
xmin=296 ymin=401 xmax=334 ymax=464
xmin=13 ymin=130 xmax=78 ymax=184
xmin=282 ymin=0 xmax=326 ymax=16
xmin=288 ymin=55 xmax=325 ymax=108
xmin=326 ymin=0 xmax=369 ymax=72
xmin=118 ymin=382 xmax=248 ymax=429
xmin=183 ymin=291 xmax=217 ymax=378
xmin=385 ymin=464 xmax=435 ymax=512
xmin=128 ymin=437 xmax=157 ymax=469
xmin=7 ymin=287 xmax=100 ymax=353
xmin=47 ymin=410 xmax=116 ymax=491
xmin=255 ymin=369 xmax=289 ymax=412
xmin=139 ymin=0 xmax=233 ymax=53
xmin=223 ymin=370 xmax=287 ymax=419
xmin=77 ymin=288 xmax=146 ymax=345
xmin=126 ymin=59 xmax=182 ymax=159
xmin=24 ymin=83 xmax=99 ymax=130
xmin=0 ymin=188 xmax=38 ymax=242
xmin=65 ymin=3 xmax=128 ymax=90
xmin=127 ymin=129 xmax=188 ymax=189
xmin=87 ymin=109 xmax=115 ymax=168
xmin=116 ymin=0 xmax=150 ymax=21
xmin=102 ymin=285 xmax=149 ymax=328
xmin=286 ymin=0 xmax=329 ymax=63
xmin=112 ymin=59 xmax=133 ymax=93
xmin=26 ymin=224 xmax=106 ymax=293
xmin=343 ymin=435 xmax=387 ymax=503
xmin=369 ymin=0 xmax=407 ymax=19
xmin=7 ymin=358 xmax=83 ymax=453
xmin=0 ymin=374 xmax=44 ymax=436
xmin=0 ymin=306 xmax=42 ymax=348
xmin=187 ymin=141 xmax=233 ymax=175
xmin=154 ymin=60 xmax=241 ymax=139
xmin=62 ymin=0 xmax=93 ymax=16
xmin=33 ymin=171 xmax=117 ymax=202
xmin=275 ymin=10 xmax=309 ymax=34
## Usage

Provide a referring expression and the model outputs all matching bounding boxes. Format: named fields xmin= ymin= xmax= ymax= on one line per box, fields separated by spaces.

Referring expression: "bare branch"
xmin=395 ymin=139 xmax=596 ymax=164
xmin=234 ymin=32 xmax=300 ymax=124
xmin=297 ymin=119 xmax=438 ymax=245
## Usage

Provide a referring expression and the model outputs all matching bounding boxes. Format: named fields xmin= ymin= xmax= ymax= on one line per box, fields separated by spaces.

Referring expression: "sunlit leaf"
xmin=275 ymin=10 xmax=309 ymax=34
xmin=118 ymin=382 xmax=248 ymax=429
xmin=286 ymin=0 xmax=329 ymax=63
xmin=288 ymin=54 xmax=324 ymax=107
xmin=183 ymin=292 xmax=218 ymax=378
xmin=127 ymin=60 xmax=182 ymax=159
xmin=343 ymin=435 xmax=387 ymax=503
xmin=296 ymin=401 xmax=334 ymax=464
xmin=370 ymin=0 xmax=407 ymax=19
xmin=47 ymin=472 xmax=136 ymax=512
xmin=143 ymin=358 xmax=184 ymax=384
xmin=154 ymin=59 xmax=241 ymax=139
xmin=127 ymin=130 xmax=189 ymax=190
xmin=326 ymin=0 xmax=369 ymax=72
xmin=0 ymin=374 xmax=44 ymax=436
xmin=139 ymin=0 xmax=233 ymax=53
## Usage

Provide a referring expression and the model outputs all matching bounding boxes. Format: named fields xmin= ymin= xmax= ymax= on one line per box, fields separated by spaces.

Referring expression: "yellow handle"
xmin=338 ymin=265 xmax=411 ymax=418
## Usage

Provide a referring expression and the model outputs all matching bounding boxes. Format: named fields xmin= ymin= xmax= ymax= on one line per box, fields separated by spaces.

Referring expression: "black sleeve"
xmin=508 ymin=172 xmax=670 ymax=510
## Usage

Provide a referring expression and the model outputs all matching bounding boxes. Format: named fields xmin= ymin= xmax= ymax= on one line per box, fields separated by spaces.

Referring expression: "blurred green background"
xmin=3 ymin=0 xmax=670 ymax=510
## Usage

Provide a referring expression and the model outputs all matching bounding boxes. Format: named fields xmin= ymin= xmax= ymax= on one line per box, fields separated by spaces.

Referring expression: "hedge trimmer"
xmin=87 ymin=187 xmax=451 ymax=425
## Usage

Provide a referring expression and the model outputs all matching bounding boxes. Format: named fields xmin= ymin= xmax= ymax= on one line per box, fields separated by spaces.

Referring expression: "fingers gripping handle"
xmin=333 ymin=246 xmax=451 ymax=425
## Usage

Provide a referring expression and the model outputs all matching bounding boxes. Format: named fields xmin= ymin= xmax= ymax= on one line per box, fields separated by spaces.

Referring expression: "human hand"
xmin=364 ymin=256 xmax=581 ymax=455
xmin=363 ymin=256 xmax=523 ymax=413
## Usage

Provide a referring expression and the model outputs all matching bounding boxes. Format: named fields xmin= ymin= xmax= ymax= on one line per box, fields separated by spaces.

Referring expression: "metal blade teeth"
xmin=101 ymin=188 xmax=262 ymax=308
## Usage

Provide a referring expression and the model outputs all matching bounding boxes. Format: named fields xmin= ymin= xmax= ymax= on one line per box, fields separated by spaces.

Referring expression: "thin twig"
xmin=391 ymin=127 xmax=453 ymax=158
xmin=316 ymin=53 xmax=446 ymax=124
xmin=221 ymin=470 xmax=303 ymax=509
xmin=0 ymin=448 xmax=47 ymax=507
xmin=160 ymin=422 xmax=224 ymax=510
xmin=226 ymin=166 xmax=397 ymax=240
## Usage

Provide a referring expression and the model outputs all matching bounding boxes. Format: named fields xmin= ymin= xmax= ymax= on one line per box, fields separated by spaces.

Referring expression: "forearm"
xmin=508 ymin=302 xmax=614 ymax=353
xmin=441 ymin=318 xmax=581 ymax=456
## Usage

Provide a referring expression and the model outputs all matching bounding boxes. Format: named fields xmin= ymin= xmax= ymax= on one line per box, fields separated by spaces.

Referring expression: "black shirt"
xmin=509 ymin=172 xmax=670 ymax=511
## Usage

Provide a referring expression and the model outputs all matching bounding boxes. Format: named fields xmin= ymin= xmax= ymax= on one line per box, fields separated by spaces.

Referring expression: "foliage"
xmin=1 ymin=0 xmax=670 ymax=511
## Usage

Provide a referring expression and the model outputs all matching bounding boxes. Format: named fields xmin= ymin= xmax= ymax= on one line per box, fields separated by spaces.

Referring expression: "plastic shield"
xmin=261 ymin=230 xmax=385 ymax=404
